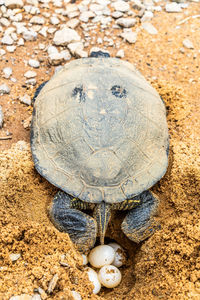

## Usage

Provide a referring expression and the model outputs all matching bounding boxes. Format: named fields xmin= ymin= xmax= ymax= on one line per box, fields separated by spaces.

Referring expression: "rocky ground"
xmin=0 ymin=0 xmax=200 ymax=299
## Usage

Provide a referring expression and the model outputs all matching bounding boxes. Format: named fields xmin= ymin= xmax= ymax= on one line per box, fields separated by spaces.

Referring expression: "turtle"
xmin=31 ymin=51 xmax=169 ymax=252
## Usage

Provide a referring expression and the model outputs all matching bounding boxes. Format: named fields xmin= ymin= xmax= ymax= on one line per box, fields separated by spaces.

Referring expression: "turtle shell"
xmin=31 ymin=58 xmax=168 ymax=204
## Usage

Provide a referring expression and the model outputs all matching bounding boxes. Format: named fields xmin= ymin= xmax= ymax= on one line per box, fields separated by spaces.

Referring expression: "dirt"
xmin=0 ymin=2 xmax=200 ymax=300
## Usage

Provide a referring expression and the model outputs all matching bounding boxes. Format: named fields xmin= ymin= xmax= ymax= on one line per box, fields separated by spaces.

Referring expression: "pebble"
xmin=6 ymin=45 xmax=16 ymax=52
xmin=120 ymin=30 xmax=137 ymax=44
xmin=183 ymin=38 xmax=194 ymax=49
xmin=53 ymin=27 xmax=81 ymax=46
xmin=48 ymin=52 xmax=64 ymax=65
xmin=116 ymin=18 xmax=137 ymax=28
xmin=3 ymin=67 xmax=12 ymax=79
xmin=50 ymin=16 xmax=60 ymax=25
xmin=141 ymin=11 xmax=154 ymax=22
xmin=47 ymin=274 xmax=59 ymax=294
xmin=1 ymin=35 xmax=13 ymax=45
xmin=0 ymin=84 xmax=10 ymax=94
xmin=30 ymin=16 xmax=45 ymax=25
xmin=23 ymin=30 xmax=37 ymax=41
xmin=165 ymin=3 xmax=182 ymax=13
xmin=9 ymin=253 xmax=21 ymax=262
xmin=28 ymin=59 xmax=40 ymax=68
xmin=66 ymin=18 xmax=80 ymax=29
xmin=81 ymin=254 xmax=88 ymax=266
xmin=142 ymin=22 xmax=158 ymax=35
xmin=24 ymin=70 xmax=37 ymax=78
xmin=20 ymin=94 xmax=32 ymax=106
xmin=0 ymin=105 xmax=3 ymax=128
xmin=71 ymin=291 xmax=82 ymax=300
xmin=5 ymin=0 xmax=23 ymax=9
xmin=112 ymin=1 xmax=130 ymax=12
xmin=116 ymin=49 xmax=125 ymax=58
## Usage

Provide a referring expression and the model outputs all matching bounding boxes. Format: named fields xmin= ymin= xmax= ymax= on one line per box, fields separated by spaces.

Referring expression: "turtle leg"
xmin=49 ymin=191 xmax=97 ymax=252
xmin=121 ymin=191 xmax=160 ymax=243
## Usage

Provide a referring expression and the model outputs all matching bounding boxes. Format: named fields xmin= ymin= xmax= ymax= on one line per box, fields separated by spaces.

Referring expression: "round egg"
xmin=108 ymin=242 xmax=126 ymax=268
xmin=88 ymin=245 xmax=115 ymax=268
xmin=86 ymin=267 xmax=101 ymax=294
xmin=98 ymin=265 xmax=122 ymax=288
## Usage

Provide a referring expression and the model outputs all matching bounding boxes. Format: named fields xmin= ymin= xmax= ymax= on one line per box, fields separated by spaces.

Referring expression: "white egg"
xmin=86 ymin=267 xmax=101 ymax=294
xmin=81 ymin=254 xmax=88 ymax=266
xmin=108 ymin=242 xmax=126 ymax=268
xmin=98 ymin=265 xmax=122 ymax=288
xmin=88 ymin=245 xmax=115 ymax=268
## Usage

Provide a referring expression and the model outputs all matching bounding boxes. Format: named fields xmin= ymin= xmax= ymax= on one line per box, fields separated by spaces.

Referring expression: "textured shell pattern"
xmin=31 ymin=58 xmax=169 ymax=204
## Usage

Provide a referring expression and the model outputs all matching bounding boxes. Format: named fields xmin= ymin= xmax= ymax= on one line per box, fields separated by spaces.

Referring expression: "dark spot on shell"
xmin=111 ymin=85 xmax=127 ymax=99
xmin=72 ymin=85 xmax=86 ymax=103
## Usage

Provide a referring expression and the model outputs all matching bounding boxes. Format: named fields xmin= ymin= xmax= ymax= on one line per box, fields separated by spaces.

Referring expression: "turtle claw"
xmin=49 ymin=191 xmax=97 ymax=252
xmin=121 ymin=191 xmax=160 ymax=243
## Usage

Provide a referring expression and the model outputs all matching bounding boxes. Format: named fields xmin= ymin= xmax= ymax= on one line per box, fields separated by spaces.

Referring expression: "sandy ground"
xmin=0 ymin=2 xmax=200 ymax=300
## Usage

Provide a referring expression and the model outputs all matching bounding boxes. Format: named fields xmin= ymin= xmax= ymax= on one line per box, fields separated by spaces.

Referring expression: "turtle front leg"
xmin=121 ymin=191 xmax=160 ymax=243
xmin=49 ymin=191 xmax=97 ymax=252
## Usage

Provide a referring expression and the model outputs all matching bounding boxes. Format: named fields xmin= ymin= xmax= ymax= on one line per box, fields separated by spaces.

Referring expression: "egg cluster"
xmin=83 ymin=243 xmax=126 ymax=294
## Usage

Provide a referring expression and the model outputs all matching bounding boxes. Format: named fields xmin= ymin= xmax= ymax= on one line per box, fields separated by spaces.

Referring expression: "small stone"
xmin=141 ymin=11 xmax=154 ymax=22
xmin=18 ymin=38 xmax=24 ymax=46
xmin=48 ymin=52 xmax=64 ymax=65
xmin=0 ymin=105 xmax=3 ymax=128
xmin=71 ymin=291 xmax=82 ymax=300
xmin=165 ymin=3 xmax=182 ymax=12
xmin=61 ymin=50 xmax=72 ymax=61
xmin=67 ymin=42 xmax=84 ymax=55
xmin=111 ymin=11 xmax=124 ymax=19
xmin=142 ymin=22 xmax=158 ymax=35
xmin=20 ymin=94 xmax=32 ymax=106
xmin=120 ymin=30 xmax=137 ymax=44
xmin=3 ymin=67 xmax=12 ymax=79
xmin=9 ymin=253 xmax=21 ymax=262
xmin=116 ymin=17 xmax=136 ymax=28
xmin=53 ymin=27 xmax=81 ymax=46
xmin=1 ymin=35 xmax=13 ymax=45
xmin=116 ymin=49 xmax=124 ymax=58
xmin=39 ymin=26 xmax=48 ymax=37
xmin=47 ymin=45 xmax=58 ymax=55
xmin=47 ymin=274 xmax=59 ymax=294
xmin=28 ymin=59 xmax=40 ymax=68
xmin=25 ymin=78 xmax=37 ymax=86
xmin=23 ymin=30 xmax=37 ymax=41
xmin=5 ymin=0 xmax=23 ymax=9
xmin=112 ymin=1 xmax=130 ymax=12
xmin=0 ymin=17 xmax=10 ymax=27
xmin=79 ymin=11 xmax=95 ymax=22
xmin=66 ymin=18 xmax=79 ymax=29
xmin=0 ymin=49 xmax=6 ymax=56
xmin=183 ymin=38 xmax=194 ymax=49
xmin=24 ymin=71 xmax=37 ymax=78
xmin=30 ymin=16 xmax=45 ymax=25
xmin=6 ymin=45 xmax=16 ymax=52
xmin=50 ymin=16 xmax=60 ymax=25
xmin=0 ymin=84 xmax=10 ymax=94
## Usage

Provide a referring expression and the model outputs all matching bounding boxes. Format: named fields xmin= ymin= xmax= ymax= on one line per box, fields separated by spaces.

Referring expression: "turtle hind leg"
xmin=121 ymin=191 xmax=160 ymax=243
xmin=49 ymin=191 xmax=97 ymax=252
